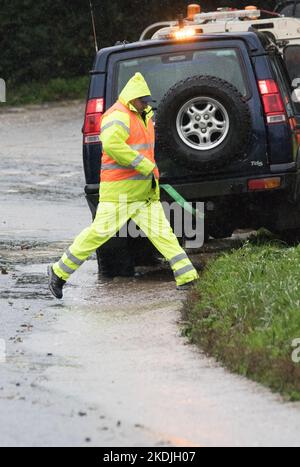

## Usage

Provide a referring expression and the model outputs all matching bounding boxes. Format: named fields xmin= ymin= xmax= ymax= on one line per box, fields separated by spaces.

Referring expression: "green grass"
xmin=3 ymin=76 xmax=89 ymax=106
xmin=183 ymin=240 xmax=300 ymax=400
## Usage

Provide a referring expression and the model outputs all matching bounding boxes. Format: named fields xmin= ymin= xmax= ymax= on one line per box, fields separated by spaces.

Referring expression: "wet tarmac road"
xmin=1 ymin=103 xmax=300 ymax=447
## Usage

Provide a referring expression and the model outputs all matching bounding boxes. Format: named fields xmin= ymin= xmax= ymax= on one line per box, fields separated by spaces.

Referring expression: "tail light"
xmin=83 ymin=98 xmax=104 ymax=144
xmin=248 ymin=177 xmax=281 ymax=191
xmin=258 ymin=80 xmax=286 ymax=124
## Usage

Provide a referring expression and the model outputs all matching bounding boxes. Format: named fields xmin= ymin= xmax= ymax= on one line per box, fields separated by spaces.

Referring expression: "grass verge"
xmin=183 ymin=240 xmax=300 ymax=401
xmin=3 ymin=76 xmax=89 ymax=106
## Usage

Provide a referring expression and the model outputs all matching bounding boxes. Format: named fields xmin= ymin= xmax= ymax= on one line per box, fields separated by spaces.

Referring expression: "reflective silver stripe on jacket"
xmin=174 ymin=264 xmax=195 ymax=278
xmin=66 ymin=249 xmax=84 ymax=266
xmin=101 ymin=120 xmax=130 ymax=134
xmin=101 ymin=162 xmax=145 ymax=171
xmin=101 ymin=158 xmax=154 ymax=172
xmin=101 ymin=163 xmax=126 ymax=171
xmin=169 ymin=253 xmax=188 ymax=268
xmin=58 ymin=260 xmax=76 ymax=275
xmin=127 ymin=174 xmax=152 ymax=181
xmin=130 ymin=143 xmax=154 ymax=151
xmin=131 ymin=154 xmax=144 ymax=168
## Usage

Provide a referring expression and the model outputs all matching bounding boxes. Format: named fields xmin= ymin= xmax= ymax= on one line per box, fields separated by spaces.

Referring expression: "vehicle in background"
xmin=83 ymin=3 xmax=300 ymax=276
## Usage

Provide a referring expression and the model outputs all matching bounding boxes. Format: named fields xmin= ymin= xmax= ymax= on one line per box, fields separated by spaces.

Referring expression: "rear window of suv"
xmin=116 ymin=48 xmax=247 ymax=104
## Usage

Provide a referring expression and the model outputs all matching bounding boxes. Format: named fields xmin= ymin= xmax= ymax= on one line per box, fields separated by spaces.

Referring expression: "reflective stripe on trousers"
xmin=55 ymin=248 xmax=84 ymax=276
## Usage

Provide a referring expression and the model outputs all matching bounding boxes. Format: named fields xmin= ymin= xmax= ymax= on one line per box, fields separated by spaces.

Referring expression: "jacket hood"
xmin=119 ymin=73 xmax=152 ymax=106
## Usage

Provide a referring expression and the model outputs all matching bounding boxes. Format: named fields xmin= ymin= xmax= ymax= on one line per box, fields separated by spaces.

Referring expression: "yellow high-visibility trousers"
xmin=53 ymin=200 xmax=198 ymax=286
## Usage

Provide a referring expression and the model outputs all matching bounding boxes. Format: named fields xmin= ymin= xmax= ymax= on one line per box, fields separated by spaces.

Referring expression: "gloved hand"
xmin=150 ymin=172 xmax=160 ymax=201
xmin=152 ymin=173 xmax=157 ymax=189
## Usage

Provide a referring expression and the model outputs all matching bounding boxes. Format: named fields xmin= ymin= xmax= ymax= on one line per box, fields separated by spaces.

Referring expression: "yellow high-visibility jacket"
xmin=99 ymin=73 xmax=160 ymax=203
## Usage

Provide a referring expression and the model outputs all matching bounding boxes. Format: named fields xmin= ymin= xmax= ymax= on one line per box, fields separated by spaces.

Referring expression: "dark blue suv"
xmin=82 ymin=11 xmax=300 ymax=276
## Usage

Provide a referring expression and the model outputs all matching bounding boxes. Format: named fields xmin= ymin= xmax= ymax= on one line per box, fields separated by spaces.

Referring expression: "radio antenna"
xmin=89 ymin=0 xmax=98 ymax=52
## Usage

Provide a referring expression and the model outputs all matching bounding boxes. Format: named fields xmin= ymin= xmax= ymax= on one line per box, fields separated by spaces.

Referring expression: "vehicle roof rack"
xmin=140 ymin=5 xmax=300 ymax=48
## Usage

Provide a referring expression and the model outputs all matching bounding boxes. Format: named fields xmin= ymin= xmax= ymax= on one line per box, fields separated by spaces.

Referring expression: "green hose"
xmin=161 ymin=184 xmax=204 ymax=219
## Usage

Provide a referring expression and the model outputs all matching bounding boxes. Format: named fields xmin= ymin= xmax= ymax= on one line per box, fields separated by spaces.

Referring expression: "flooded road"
xmin=1 ymin=103 xmax=300 ymax=447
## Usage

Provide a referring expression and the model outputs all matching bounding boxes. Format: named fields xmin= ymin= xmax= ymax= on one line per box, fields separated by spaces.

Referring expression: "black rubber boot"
xmin=47 ymin=265 xmax=66 ymax=299
xmin=176 ymin=279 xmax=198 ymax=291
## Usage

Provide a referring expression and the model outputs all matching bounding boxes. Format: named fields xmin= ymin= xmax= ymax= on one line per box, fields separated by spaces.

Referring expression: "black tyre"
xmin=156 ymin=75 xmax=252 ymax=171
xmin=96 ymin=238 xmax=135 ymax=278
xmin=96 ymin=233 xmax=159 ymax=278
xmin=128 ymin=236 xmax=160 ymax=267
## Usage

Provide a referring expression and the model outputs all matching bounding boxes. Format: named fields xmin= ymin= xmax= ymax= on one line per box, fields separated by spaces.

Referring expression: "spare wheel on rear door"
xmin=155 ymin=75 xmax=252 ymax=171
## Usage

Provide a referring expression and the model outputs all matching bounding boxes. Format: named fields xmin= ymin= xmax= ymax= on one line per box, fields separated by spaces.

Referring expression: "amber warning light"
xmin=187 ymin=4 xmax=201 ymax=20
xmin=174 ymin=28 xmax=196 ymax=40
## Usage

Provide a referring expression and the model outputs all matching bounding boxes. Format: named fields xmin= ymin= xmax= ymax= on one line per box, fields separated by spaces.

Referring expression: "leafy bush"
xmin=7 ymin=76 xmax=89 ymax=106
xmin=0 ymin=0 xmax=276 ymax=86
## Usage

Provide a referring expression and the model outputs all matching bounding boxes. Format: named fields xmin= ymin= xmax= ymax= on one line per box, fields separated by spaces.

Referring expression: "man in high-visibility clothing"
xmin=48 ymin=73 xmax=199 ymax=299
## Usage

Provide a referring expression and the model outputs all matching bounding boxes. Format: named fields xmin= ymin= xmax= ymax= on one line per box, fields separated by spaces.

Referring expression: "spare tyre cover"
xmin=155 ymin=75 xmax=252 ymax=171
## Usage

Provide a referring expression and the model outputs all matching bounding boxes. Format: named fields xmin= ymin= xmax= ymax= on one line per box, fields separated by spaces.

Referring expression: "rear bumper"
xmin=84 ymin=165 xmax=300 ymax=232
xmin=85 ymin=164 xmax=298 ymax=203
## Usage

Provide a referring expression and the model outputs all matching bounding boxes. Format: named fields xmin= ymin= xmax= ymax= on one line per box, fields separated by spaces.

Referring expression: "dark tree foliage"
xmin=0 ymin=0 xmax=277 ymax=85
